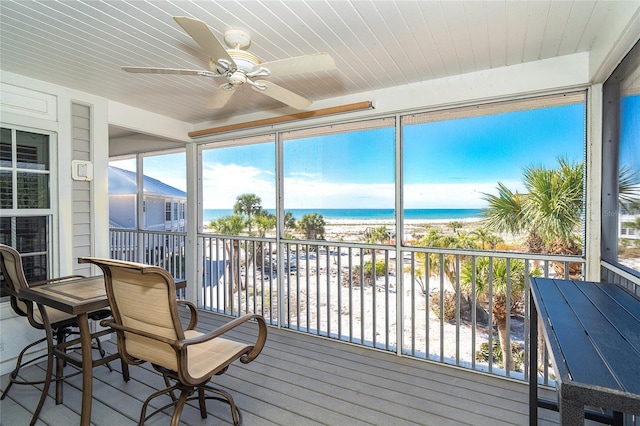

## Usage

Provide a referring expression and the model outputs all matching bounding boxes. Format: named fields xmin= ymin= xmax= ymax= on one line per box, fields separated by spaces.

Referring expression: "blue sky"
xmin=621 ymin=94 xmax=640 ymax=171
xmin=109 ymin=98 xmax=637 ymax=211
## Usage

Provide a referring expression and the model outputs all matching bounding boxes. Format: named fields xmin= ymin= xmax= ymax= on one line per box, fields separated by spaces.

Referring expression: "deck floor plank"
xmin=1 ymin=309 xmax=561 ymax=425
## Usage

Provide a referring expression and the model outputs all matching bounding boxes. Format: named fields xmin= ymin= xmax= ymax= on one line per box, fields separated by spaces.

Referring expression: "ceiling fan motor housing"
xmin=227 ymin=49 xmax=261 ymax=73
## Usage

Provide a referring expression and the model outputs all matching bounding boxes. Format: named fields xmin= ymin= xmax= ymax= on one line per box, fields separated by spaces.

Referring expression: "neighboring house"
xmin=620 ymin=197 xmax=640 ymax=241
xmin=108 ymin=166 xmax=186 ymax=232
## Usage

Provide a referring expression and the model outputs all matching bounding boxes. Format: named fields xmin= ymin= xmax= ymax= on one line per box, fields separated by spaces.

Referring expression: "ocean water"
xmin=203 ymin=208 xmax=483 ymax=222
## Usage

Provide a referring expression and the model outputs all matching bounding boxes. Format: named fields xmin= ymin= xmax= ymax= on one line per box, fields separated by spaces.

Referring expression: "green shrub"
xmin=476 ymin=339 xmax=524 ymax=371
xmin=429 ymin=292 xmax=457 ymax=321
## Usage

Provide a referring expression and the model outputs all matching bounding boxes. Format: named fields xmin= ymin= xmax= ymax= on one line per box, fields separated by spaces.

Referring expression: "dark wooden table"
xmin=529 ymin=277 xmax=640 ymax=425
xmin=19 ymin=275 xmax=186 ymax=426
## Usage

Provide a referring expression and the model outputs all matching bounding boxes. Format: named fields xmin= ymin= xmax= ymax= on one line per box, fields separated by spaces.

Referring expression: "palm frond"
xmin=619 ymin=165 xmax=640 ymax=205
xmin=481 ymin=182 xmax=526 ymax=235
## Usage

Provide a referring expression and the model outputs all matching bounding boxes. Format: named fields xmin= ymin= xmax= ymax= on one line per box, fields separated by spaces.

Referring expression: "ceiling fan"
xmin=122 ymin=16 xmax=335 ymax=110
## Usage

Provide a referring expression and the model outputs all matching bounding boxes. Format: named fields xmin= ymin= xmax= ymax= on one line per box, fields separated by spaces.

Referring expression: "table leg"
xmin=77 ymin=312 xmax=92 ymax=426
xmin=529 ymin=293 xmax=538 ymax=426
xmin=559 ymin=397 xmax=584 ymax=426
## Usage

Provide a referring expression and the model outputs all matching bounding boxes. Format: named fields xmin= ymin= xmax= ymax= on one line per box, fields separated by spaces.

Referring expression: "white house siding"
xmin=71 ymin=103 xmax=93 ymax=277
xmin=145 ymin=196 xmax=168 ymax=231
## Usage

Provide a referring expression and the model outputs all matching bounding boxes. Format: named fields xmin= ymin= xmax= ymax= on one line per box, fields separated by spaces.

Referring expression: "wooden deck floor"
xmin=1 ymin=309 xmax=562 ymax=425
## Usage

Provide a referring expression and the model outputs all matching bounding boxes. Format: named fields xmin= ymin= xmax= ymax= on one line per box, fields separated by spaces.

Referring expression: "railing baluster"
xmin=385 ymin=249 xmax=390 ymax=351
xmin=505 ymin=257 xmax=512 ymax=377
xmin=455 ymin=254 xmax=461 ymax=366
xmin=488 ymin=256 xmax=494 ymax=374
xmin=337 ymin=246 xmax=343 ymax=340
xmin=372 ymin=249 xmax=377 ymax=348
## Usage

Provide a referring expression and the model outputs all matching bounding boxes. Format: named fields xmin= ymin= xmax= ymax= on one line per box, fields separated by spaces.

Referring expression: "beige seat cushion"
xmin=184 ymin=330 xmax=251 ymax=379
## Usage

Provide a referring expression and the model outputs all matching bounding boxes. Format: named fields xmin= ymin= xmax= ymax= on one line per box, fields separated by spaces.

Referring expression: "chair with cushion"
xmin=79 ymin=256 xmax=267 ymax=426
xmin=0 ymin=243 xmax=127 ymax=426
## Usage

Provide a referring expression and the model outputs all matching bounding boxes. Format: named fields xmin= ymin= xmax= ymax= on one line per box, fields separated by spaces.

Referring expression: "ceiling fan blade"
xmin=173 ymin=16 xmax=235 ymax=66
xmin=208 ymin=85 xmax=236 ymax=109
xmin=122 ymin=66 xmax=219 ymax=77
xmin=252 ymin=80 xmax=312 ymax=109
xmin=255 ymin=53 xmax=335 ymax=78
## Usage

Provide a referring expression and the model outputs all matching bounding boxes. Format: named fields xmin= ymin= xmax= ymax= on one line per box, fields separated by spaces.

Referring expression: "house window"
xmin=0 ymin=127 xmax=54 ymax=297
xmin=165 ymin=202 xmax=172 ymax=221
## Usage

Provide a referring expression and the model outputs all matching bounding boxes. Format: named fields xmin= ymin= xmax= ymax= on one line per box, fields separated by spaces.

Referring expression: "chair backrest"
xmin=0 ymin=243 xmax=32 ymax=317
xmin=79 ymin=257 xmax=184 ymax=371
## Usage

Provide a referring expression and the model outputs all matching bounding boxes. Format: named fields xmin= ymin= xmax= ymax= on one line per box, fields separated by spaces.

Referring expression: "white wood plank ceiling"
xmin=0 ymin=1 xmax=638 ymax=125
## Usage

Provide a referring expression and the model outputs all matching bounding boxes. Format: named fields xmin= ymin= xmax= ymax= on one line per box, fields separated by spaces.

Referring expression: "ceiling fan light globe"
xmin=228 ymin=71 xmax=247 ymax=85
xmin=227 ymin=49 xmax=261 ymax=73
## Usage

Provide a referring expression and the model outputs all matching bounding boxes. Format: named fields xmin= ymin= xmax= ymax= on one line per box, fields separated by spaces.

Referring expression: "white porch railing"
xmin=110 ymin=228 xmax=586 ymax=385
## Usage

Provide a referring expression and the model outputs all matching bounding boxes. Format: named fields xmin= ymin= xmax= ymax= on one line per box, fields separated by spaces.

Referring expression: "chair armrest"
xmin=100 ymin=319 xmax=178 ymax=345
xmin=178 ymin=314 xmax=267 ymax=363
xmin=30 ymin=274 xmax=86 ymax=287
xmin=177 ymin=300 xmax=198 ymax=330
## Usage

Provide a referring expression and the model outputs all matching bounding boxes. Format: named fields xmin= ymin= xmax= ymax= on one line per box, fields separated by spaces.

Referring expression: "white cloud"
xmin=201 ymin=162 xmax=527 ymax=210
xmin=285 ymin=177 xmax=395 ymax=208
xmin=404 ymin=181 xmax=526 ymax=208
xmin=202 ymin=163 xmax=275 ymax=208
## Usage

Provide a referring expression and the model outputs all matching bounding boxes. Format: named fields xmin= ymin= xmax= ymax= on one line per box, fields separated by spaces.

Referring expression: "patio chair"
xmin=0 ymin=243 xmax=128 ymax=425
xmin=79 ymin=257 xmax=268 ymax=426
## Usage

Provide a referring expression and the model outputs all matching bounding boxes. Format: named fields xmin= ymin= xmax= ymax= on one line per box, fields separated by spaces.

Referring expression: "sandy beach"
xmin=322 ymin=217 xmax=488 ymax=244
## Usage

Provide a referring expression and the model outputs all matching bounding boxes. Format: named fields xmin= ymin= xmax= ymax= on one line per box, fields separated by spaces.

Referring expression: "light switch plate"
xmin=72 ymin=160 xmax=93 ymax=181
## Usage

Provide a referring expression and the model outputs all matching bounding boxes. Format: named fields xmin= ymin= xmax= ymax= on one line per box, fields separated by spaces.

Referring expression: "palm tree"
xmin=298 ymin=213 xmax=325 ymax=240
xmin=461 ymin=257 xmax=542 ymax=371
xmin=482 ymin=158 xmax=584 ymax=278
xmin=366 ymin=225 xmax=390 ymax=244
xmin=233 ymin=193 xmax=262 ymax=233
xmin=482 ymin=158 xmax=583 ymax=255
xmin=448 ymin=221 xmax=463 ymax=233
xmin=481 ymin=182 xmax=527 ymax=236
xmin=251 ymin=211 xmax=276 ymax=270
xmin=418 ymin=230 xmax=476 ymax=286
xmin=522 ymin=158 xmax=583 ymax=252
xmin=210 ymin=214 xmax=246 ymax=292
xmin=470 ymin=227 xmax=503 ymax=250
xmin=284 ymin=211 xmax=297 ymax=233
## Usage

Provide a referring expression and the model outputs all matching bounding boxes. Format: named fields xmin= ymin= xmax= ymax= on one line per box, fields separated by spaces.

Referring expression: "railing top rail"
xmin=117 ymin=229 xmax=584 ymax=264
xmin=109 ymin=228 xmax=187 ymax=237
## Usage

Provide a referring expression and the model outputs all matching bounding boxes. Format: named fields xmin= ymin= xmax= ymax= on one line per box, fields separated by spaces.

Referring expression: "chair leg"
xmin=170 ymin=389 xmax=190 ymax=426
xmin=138 ymin=382 xmax=182 ymax=426
xmin=93 ymin=337 xmax=113 ymax=372
xmin=0 ymin=336 xmax=47 ymax=400
xmin=202 ymin=384 xmax=240 ymax=426
xmin=121 ymin=359 xmax=130 ymax=382
xmin=198 ymin=386 xmax=207 ymax=419
xmin=29 ymin=327 xmax=57 ymax=426
xmin=163 ymin=373 xmax=177 ymax=402
xmin=55 ymin=327 xmax=67 ymax=405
